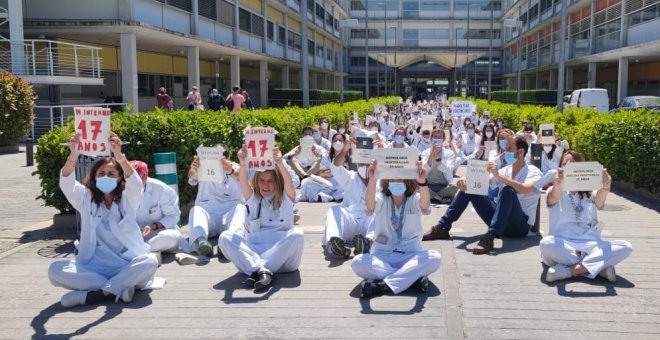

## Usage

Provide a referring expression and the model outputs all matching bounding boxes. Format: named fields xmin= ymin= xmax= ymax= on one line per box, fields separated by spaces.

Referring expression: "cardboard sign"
xmin=485 ymin=141 xmax=497 ymax=152
xmin=451 ymin=101 xmax=474 ymax=117
xmin=563 ymin=161 xmax=604 ymax=192
xmin=197 ymin=146 xmax=224 ymax=182
xmin=244 ymin=126 xmax=277 ymax=171
xmin=421 ymin=115 xmax=435 ymax=133
xmin=530 ymin=143 xmax=543 ymax=170
xmin=74 ymin=107 xmax=111 ymax=156
xmin=298 ymin=137 xmax=316 ymax=163
xmin=466 ymin=160 xmax=490 ymax=196
xmin=374 ymin=147 xmax=419 ymax=180
xmin=540 ymin=124 xmax=555 ymax=145
xmin=352 ymin=136 xmax=374 ymax=164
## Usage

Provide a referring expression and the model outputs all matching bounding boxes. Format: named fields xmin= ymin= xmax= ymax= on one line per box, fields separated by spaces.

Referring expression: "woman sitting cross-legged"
xmin=351 ymin=159 xmax=442 ymax=298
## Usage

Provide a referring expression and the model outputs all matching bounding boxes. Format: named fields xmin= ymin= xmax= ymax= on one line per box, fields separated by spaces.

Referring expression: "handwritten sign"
xmin=244 ymin=126 xmax=277 ymax=171
xmin=485 ymin=141 xmax=497 ymax=152
xmin=197 ymin=146 xmax=224 ymax=182
xmin=466 ymin=160 xmax=490 ymax=196
xmin=451 ymin=101 xmax=474 ymax=117
xmin=421 ymin=115 xmax=435 ymax=132
xmin=298 ymin=137 xmax=315 ymax=164
xmin=352 ymin=136 xmax=374 ymax=164
xmin=74 ymin=107 xmax=111 ymax=156
xmin=563 ymin=161 xmax=603 ymax=191
xmin=539 ymin=124 xmax=555 ymax=145
xmin=374 ymin=148 xmax=419 ymax=180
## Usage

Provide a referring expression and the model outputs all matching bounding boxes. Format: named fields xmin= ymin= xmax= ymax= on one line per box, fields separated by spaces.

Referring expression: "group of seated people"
xmin=47 ymin=99 xmax=632 ymax=309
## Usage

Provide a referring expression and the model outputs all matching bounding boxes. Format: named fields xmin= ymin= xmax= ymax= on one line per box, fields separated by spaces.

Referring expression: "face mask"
xmin=320 ymin=122 xmax=329 ymax=129
xmin=333 ymin=141 xmax=344 ymax=151
xmin=312 ymin=131 xmax=321 ymax=140
xmin=504 ymin=151 xmax=517 ymax=165
xmin=96 ymin=176 xmax=118 ymax=194
xmin=543 ymin=146 xmax=553 ymax=154
xmin=467 ymin=129 xmax=475 ymax=136
xmin=422 ymin=136 xmax=430 ymax=142
xmin=302 ymin=135 xmax=313 ymax=141
xmin=370 ymin=127 xmax=379 ymax=132
xmin=394 ymin=135 xmax=405 ymax=144
xmin=357 ymin=166 xmax=368 ymax=178
xmin=498 ymin=139 xmax=507 ymax=149
xmin=433 ymin=138 xmax=444 ymax=146
xmin=388 ymin=182 xmax=407 ymax=197
xmin=485 ymin=131 xmax=493 ymax=138
xmin=338 ymin=128 xmax=346 ymax=134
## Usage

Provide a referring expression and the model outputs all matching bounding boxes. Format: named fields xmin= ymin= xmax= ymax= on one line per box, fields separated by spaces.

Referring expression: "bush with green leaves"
xmin=491 ymin=89 xmax=571 ymax=105
xmin=0 ymin=71 xmax=35 ymax=146
xmin=269 ymin=88 xmax=363 ymax=107
xmin=35 ymin=97 xmax=401 ymax=213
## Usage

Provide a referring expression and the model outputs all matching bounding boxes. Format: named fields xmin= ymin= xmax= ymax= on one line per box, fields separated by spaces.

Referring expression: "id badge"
xmin=248 ymin=219 xmax=261 ymax=233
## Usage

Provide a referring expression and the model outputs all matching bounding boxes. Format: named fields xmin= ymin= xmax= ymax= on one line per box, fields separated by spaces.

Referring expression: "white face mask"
xmin=357 ymin=166 xmax=368 ymax=178
xmin=320 ymin=122 xmax=329 ymax=129
xmin=333 ymin=141 xmax=344 ymax=152
xmin=338 ymin=128 xmax=346 ymax=134
xmin=543 ymin=146 xmax=553 ymax=154
xmin=485 ymin=131 xmax=493 ymax=138
xmin=370 ymin=127 xmax=379 ymax=132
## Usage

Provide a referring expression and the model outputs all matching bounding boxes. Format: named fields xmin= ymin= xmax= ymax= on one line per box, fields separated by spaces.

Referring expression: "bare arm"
xmin=108 ymin=132 xmax=133 ymax=178
xmin=417 ymin=161 xmax=431 ymax=213
xmin=365 ymin=160 xmax=378 ymax=214
xmin=237 ymin=145 xmax=253 ymax=200
xmin=61 ymin=133 xmax=80 ymax=177
xmin=489 ymin=163 xmax=536 ymax=194
xmin=275 ymin=148 xmax=296 ymax=202
xmin=546 ymin=168 xmax=564 ymax=207
xmin=594 ymin=169 xmax=611 ymax=209
xmin=334 ymin=138 xmax=353 ymax=167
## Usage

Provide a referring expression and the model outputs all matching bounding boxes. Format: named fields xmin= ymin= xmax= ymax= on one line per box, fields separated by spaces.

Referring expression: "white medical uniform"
xmin=456 ymin=133 xmax=481 ymax=165
xmin=351 ymin=193 xmax=441 ymax=294
xmin=541 ymin=146 xmax=564 ymax=175
xmin=49 ymin=171 xmax=158 ymax=297
xmin=539 ymin=191 xmax=632 ymax=279
xmin=219 ymin=194 xmax=304 ymax=275
xmin=379 ymin=119 xmax=396 ymax=140
xmin=298 ymin=156 xmax=344 ymax=202
xmin=136 ymin=177 xmax=183 ymax=253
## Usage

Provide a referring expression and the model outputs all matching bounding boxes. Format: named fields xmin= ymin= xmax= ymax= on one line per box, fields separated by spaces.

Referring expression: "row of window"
xmin=351 ymin=28 xmax=500 ymax=40
xmin=349 ymin=57 xmax=501 ymax=67
xmin=629 ymin=3 xmax=660 ymax=27
xmin=296 ymin=0 xmax=342 ymax=31
xmin=349 ymin=0 xmax=502 ymax=12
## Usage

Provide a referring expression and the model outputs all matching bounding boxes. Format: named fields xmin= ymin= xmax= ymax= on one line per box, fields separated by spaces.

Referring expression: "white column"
xmin=259 ymin=60 xmax=268 ymax=108
xmin=187 ymin=46 xmax=200 ymax=91
xmin=233 ymin=0 xmax=240 ymax=46
xmin=230 ymin=55 xmax=241 ymax=88
xmin=120 ymin=32 xmax=139 ymax=113
xmin=191 ymin=0 xmax=199 ymax=35
xmin=301 ymin=0 xmax=310 ymax=107
xmin=282 ymin=65 xmax=290 ymax=88
xmin=620 ymin=0 xmax=629 ymax=47
xmin=118 ymin=0 xmax=133 ymax=20
xmin=617 ymin=57 xmax=628 ymax=104
xmin=588 ymin=62 xmax=597 ymax=88
xmin=8 ymin=0 xmax=25 ymax=75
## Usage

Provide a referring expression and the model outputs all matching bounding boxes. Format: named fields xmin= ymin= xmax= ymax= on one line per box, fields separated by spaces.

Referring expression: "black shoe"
xmin=415 ymin=276 xmax=429 ymax=293
xmin=360 ymin=280 xmax=391 ymax=298
xmin=473 ymin=235 xmax=494 ymax=255
xmin=254 ymin=270 xmax=274 ymax=290
xmin=329 ymin=237 xmax=351 ymax=259
xmin=353 ymin=234 xmax=370 ymax=255
xmin=422 ymin=226 xmax=452 ymax=241
xmin=244 ymin=271 xmax=260 ymax=287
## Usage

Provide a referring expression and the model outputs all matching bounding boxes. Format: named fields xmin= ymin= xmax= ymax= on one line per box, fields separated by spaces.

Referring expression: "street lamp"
xmin=340 ymin=18 xmax=360 ymax=105
xmin=503 ymin=9 xmax=523 ymax=107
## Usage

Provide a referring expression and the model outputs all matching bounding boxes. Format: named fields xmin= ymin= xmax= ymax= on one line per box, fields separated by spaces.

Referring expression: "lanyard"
xmin=390 ymin=197 xmax=407 ymax=242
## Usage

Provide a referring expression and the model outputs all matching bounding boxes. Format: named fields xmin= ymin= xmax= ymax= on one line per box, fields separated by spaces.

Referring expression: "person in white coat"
xmin=49 ymin=132 xmax=158 ymax=308
xmin=456 ymin=122 xmax=482 ymax=166
xmin=186 ymin=151 xmax=243 ymax=256
xmin=218 ymin=145 xmax=304 ymax=290
xmin=130 ymin=160 xmax=183 ymax=255
xmin=421 ymin=129 xmax=458 ymax=203
xmin=297 ymin=133 xmax=346 ymax=203
xmin=540 ymin=151 xmax=632 ymax=282
xmin=352 ymin=159 xmax=441 ymax=298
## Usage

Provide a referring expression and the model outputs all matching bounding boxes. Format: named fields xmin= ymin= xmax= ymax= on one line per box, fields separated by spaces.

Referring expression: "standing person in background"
xmin=186 ymin=86 xmax=202 ymax=111
xmin=156 ymin=87 xmax=173 ymax=110
xmin=226 ymin=85 xmax=245 ymax=113
xmin=208 ymin=88 xmax=226 ymax=111
xmin=241 ymin=90 xmax=255 ymax=110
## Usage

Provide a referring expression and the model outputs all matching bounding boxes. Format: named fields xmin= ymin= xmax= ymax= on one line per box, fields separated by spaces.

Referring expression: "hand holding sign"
xmin=197 ymin=145 xmax=224 ymax=182
xmin=244 ymin=126 xmax=277 ymax=171
xmin=466 ymin=160 xmax=490 ymax=195
xmin=373 ymin=147 xmax=419 ymax=180
xmin=74 ymin=107 xmax=111 ymax=156
xmin=562 ymin=161 xmax=604 ymax=191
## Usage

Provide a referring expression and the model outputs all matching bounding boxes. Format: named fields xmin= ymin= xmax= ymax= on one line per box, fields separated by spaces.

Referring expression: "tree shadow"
xmin=213 ymin=270 xmax=302 ymax=304
xmin=348 ymin=281 xmax=441 ymax=315
xmin=30 ymin=291 xmax=153 ymax=338
xmin=539 ymin=263 xmax=635 ymax=297
xmin=451 ymin=233 xmax=542 ymax=255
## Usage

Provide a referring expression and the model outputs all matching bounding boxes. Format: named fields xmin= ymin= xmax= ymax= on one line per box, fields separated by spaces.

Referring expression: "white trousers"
xmin=187 ymin=204 xmax=239 ymax=249
xmin=218 ymin=205 xmax=304 ymax=275
xmin=539 ymin=235 xmax=632 ymax=279
xmin=48 ymin=254 xmax=158 ymax=296
xmin=351 ymin=250 xmax=441 ymax=294
xmin=145 ymin=229 xmax=182 ymax=253
xmin=299 ymin=178 xmax=343 ymax=202
xmin=323 ymin=205 xmax=371 ymax=245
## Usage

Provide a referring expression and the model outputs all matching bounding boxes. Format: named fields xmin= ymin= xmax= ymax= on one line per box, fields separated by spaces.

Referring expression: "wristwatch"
xmin=417 ymin=179 xmax=428 ymax=187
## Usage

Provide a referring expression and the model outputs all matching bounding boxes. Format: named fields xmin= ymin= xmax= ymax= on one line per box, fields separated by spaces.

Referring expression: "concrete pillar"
xmin=233 ymin=0 xmax=240 ymax=46
xmin=549 ymin=70 xmax=557 ymax=89
xmin=259 ymin=60 xmax=268 ymax=108
xmin=8 ymin=0 xmax=26 ymax=75
xmin=118 ymin=0 xmax=134 ymax=20
xmin=301 ymin=0 xmax=310 ymax=107
xmin=588 ymin=62 xmax=597 ymax=88
xmin=589 ymin=0 xmax=596 ymax=54
xmin=230 ymin=55 xmax=240 ymax=88
xmin=617 ymin=57 xmax=628 ymax=104
xmin=283 ymin=13 xmax=289 ymax=59
xmin=187 ymin=46 xmax=200 ymax=91
xmin=191 ymin=0 xmax=199 ymax=35
xmin=120 ymin=32 xmax=139 ymax=112
xmin=310 ymin=71 xmax=318 ymax=89
xmin=565 ymin=67 xmax=574 ymax=91
xmin=261 ymin=0 xmax=267 ymax=54
xmin=620 ymin=0 xmax=629 ymax=47
xmin=282 ymin=65 xmax=290 ymax=88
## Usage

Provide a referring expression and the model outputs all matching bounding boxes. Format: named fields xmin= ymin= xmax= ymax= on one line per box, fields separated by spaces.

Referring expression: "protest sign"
xmin=421 ymin=115 xmax=435 ymax=132
xmin=352 ymin=136 xmax=374 ymax=164
xmin=244 ymin=126 xmax=277 ymax=171
xmin=539 ymin=124 xmax=555 ymax=144
xmin=563 ymin=161 xmax=604 ymax=191
xmin=466 ymin=160 xmax=490 ymax=195
xmin=374 ymin=148 xmax=419 ymax=180
xmin=298 ymin=137 xmax=316 ymax=163
xmin=197 ymin=145 xmax=224 ymax=182
xmin=451 ymin=101 xmax=473 ymax=117
xmin=485 ymin=141 xmax=497 ymax=152
xmin=74 ymin=107 xmax=111 ymax=156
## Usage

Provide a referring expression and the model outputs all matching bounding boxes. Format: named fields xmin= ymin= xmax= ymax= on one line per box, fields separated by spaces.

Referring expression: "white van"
xmin=564 ymin=88 xmax=610 ymax=112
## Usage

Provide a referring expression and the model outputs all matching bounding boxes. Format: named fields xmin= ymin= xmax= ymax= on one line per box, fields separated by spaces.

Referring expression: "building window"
xmin=420 ymin=1 xmax=450 ymax=11
xmin=402 ymin=1 xmax=419 ymax=18
xmin=403 ymin=28 xmax=418 ymax=46
xmin=351 ymin=56 xmax=366 ymax=66
xmin=279 ymin=26 xmax=286 ymax=44
xmin=198 ymin=0 xmax=216 ymax=20
xmin=308 ymin=39 xmax=316 ymax=55
xmin=316 ymin=45 xmax=324 ymax=57
xmin=238 ymin=8 xmax=265 ymax=37
xmin=629 ymin=3 xmax=660 ymax=27
xmin=267 ymin=21 xmax=275 ymax=41
xmin=350 ymin=0 xmax=366 ymax=11
xmin=419 ymin=28 xmax=449 ymax=39
xmin=217 ymin=1 xmax=234 ymax=27
xmin=315 ymin=3 xmax=325 ymax=20
xmin=166 ymin=0 xmax=192 ymax=12
xmin=288 ymin=31 xmax=302 ymax=50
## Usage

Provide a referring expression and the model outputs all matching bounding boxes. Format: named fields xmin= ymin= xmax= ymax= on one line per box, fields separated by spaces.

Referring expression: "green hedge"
xmin=270 ymin=88 xmax=363 ymax=107
xmin=35 ymin=96 xmax=401 ymax=213
xmin=469 ymin=98 xmax=660 ymax=194
xmin=491 ymin=89 xmax=572 ymax=105
xmin=0 ymin=71 xmax=35 ymax=146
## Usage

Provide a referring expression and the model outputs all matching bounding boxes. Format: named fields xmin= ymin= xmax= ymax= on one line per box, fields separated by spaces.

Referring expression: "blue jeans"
xmin=436 ymin=186 xmax=530 ymax=238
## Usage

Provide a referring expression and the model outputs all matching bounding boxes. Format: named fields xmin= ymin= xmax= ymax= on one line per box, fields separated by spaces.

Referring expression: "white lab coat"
xmin=379 ymin=119 xmax=396 ymax=140
xmin=136 ymin=177 xmax=183 ymax=253
xmin=456 ymin=134 xmax=482 ymax=165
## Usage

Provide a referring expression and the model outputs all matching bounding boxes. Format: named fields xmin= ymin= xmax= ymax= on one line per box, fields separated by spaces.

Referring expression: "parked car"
xmin=564 ymin=88 xmax=610 ymax=112
xmin=611 ymin=96 xmax=660 ymax=112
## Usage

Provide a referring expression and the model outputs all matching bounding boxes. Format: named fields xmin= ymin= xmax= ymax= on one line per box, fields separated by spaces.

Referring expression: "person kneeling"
xmin=351 ymin=160 xmax=441 ymax=298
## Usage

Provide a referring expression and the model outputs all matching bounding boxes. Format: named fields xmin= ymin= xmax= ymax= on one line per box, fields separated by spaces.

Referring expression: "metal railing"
xmin=0 ymin=39 xmax=103 ymax=79
xmin=31 ymin=103 xmax=128 ymax=140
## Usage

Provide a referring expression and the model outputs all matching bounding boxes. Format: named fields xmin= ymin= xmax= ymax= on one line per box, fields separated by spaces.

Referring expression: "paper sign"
xmin=74 ymin=107 xmax=111 ymax=156
xmin=466 ymin=160 xmax=490 ymax=196
xmin=540 ymin=124 xmax=555 ymax=145
xmin=374 ymin=148 xmax=419 ymax=180
xmin=485 ymin=141 xmax=497 ymax=152
xmin=421 ymin=115 xmax=435 ymax=133
xmin=352 ymin=136 xmax=374 ymax=164
xmin=197 ymin=146 xmax=224 ymax=182
xmin=451 ymin=101 xmax=474 ymax=117
xmin=298 ymin=137 xmax=315 ymax=163
xmin=563 ymin=161 xmax=604 ymax=191
xmin=244 ymin=126 xmax=277 ymax=171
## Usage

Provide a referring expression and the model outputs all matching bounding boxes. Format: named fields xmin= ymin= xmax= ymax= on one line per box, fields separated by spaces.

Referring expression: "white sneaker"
xmin=120 ymin=286 xmax=135 ymax=303
xmin=175 ymin=253 xmax=209 ymax=265
xmin=60 ymin=290 xmax=87 ymax=308
xmin=598 ymin=266 xmax=617 ymax=282
xmin=152 ymin=251 xmax=162 ymax=267
xmin=546 ymin=264 xmax=572 ymax=282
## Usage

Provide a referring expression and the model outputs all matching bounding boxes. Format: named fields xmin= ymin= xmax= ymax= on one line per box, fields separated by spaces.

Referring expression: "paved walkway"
xmin=0 ymin=149 xmax=659 ymax=339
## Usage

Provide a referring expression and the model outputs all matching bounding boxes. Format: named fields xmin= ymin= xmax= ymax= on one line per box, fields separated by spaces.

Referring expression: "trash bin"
xmin=153 ymin=152 xmax=178 ymax=194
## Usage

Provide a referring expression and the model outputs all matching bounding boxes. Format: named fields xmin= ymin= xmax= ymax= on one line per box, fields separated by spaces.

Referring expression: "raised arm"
xmin=594 ymin=168 xmax=611 ymax=210
xmin=61 ymin=133 xmax=80 ymax=177
xmin=109 ymin=131 xmax=133 ymax=178
xmin=237 ymin=145 xmax=254 ymax=200
xmin=417 ymin=161 xmax=430 ymax=213
xmin=365 ymin=160 xmax=378 ymax=214
xmin=275 ymin=148 xmax=296 ymax=202
xmin=546 ymin=168 xmax=564 ymax=207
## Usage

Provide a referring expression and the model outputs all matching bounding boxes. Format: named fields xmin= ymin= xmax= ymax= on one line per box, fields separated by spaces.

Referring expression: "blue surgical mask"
xmin=433 ymin=138 xmax=444 ymax=146
xmin=504 ymin=151 xmax=517 ymax=165
xmin=467 ymin=129 xmax=475 ymax=136
xmin=394 ymin=135 xmax=405 ymax=144
xmin=498 ymin=139 xmax=507 ymax=149
xmin=312 ymin=131 xmax=321 ymax=140
xmin=96 ymin=176 xmax=118 ymax=194
xmin=389 ymin=182 xmax=407 ymax=197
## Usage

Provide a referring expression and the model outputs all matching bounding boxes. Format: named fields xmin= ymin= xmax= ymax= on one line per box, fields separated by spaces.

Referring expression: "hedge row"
xmin=471 ymin=98 xmax=660 ymax=194
xmin=35 ymin=96 xmax=401 ymax=213
xmin=491 ymin=89 xmax=571 ymax=105
xmin=0 ymin=71 xmax=34 ymax=146
xmin=269 ymin=88 xmax=363 ymax=107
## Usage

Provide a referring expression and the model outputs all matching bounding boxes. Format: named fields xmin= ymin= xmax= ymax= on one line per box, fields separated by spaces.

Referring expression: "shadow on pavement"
xmin=30 ymin=292 xmax=153 ymax=338
xmin=349 ymin=281 xmax=441 ymax=315
xmin=452 ymin=233 xmax=542 ymax=255
xmin=539 ymin=264 xmax=635 ymax=297
xmin=213 ymin=270 xmax=301 ymax=304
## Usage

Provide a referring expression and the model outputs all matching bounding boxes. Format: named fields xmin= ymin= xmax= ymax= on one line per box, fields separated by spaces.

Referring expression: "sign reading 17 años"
xmin=74 ymin=107 xmax=111 ymax=156
xmin=244 ymin=126 xmax=277 ymax=171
